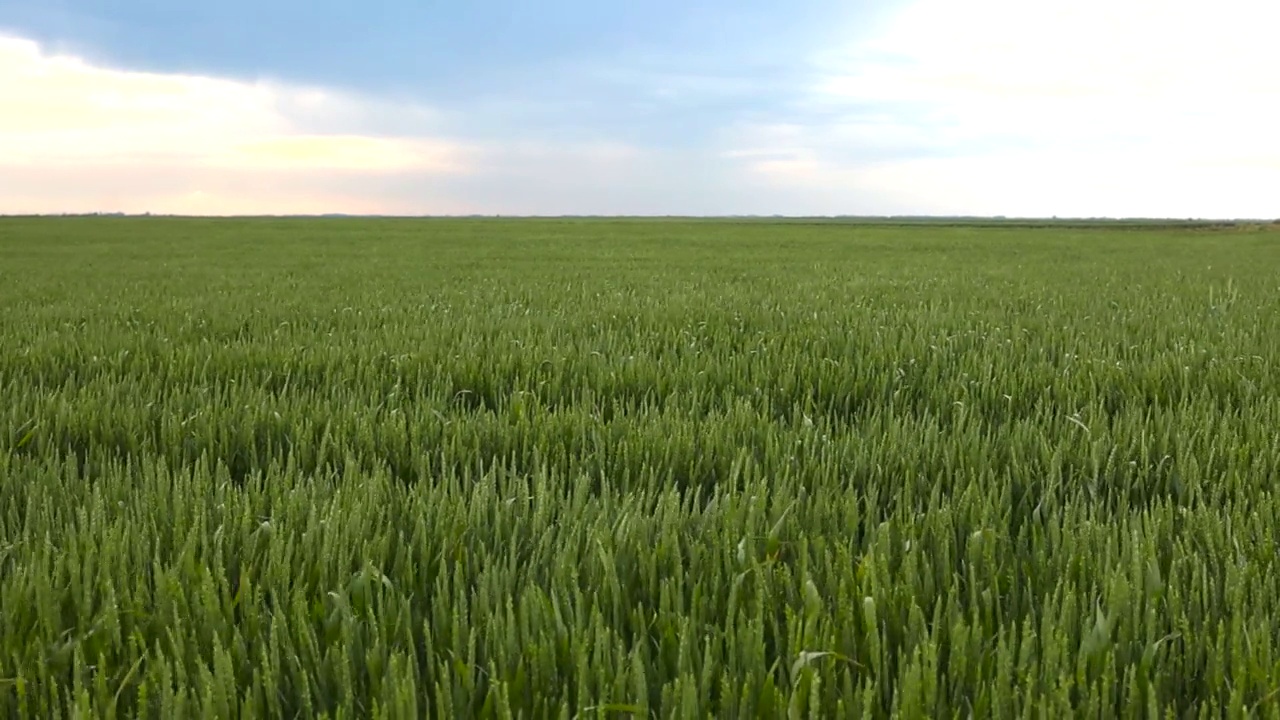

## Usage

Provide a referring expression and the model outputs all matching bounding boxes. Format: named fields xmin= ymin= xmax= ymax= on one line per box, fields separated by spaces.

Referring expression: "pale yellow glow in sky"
xmin=0 ymin=35 xmax=471 ymax=214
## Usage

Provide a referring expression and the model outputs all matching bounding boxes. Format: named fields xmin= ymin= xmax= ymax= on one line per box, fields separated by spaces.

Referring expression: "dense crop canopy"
xmin=1 ymin=218 xmax=1278 ymax=717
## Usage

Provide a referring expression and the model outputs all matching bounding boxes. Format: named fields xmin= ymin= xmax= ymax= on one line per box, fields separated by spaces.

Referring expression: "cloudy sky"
xmin=2 ymin=0 xmax=1277 ymax=217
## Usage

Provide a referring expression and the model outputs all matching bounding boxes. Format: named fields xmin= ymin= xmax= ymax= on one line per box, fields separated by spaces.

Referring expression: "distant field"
xmin=2 ymin=217 xmax=1278 ymax=717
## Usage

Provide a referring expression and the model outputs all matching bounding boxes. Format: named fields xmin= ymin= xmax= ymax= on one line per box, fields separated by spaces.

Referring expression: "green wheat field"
xmin=2 ymin=217 xmax=1279 ymax=718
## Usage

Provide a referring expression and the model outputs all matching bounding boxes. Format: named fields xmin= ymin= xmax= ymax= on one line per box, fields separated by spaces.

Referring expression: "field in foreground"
xmin=1 ymin=217 xmax=1279 ymax=718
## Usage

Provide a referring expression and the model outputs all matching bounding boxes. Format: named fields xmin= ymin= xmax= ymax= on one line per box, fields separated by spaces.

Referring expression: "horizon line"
xmin=3 ymin=213 xmax=1278 ymax=223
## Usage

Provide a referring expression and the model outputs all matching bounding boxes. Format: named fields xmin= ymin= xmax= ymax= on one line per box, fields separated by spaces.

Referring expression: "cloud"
xmin=0 ymin=32 xmax=757 ymax=216
xmin=12 ymin=0 xmax=1273 ymax=220
xmin=722 ymin=0 xmax=1280 ymax=218
xmin=0 ymin=35 xmax=474 ymax=214
xmin=0 ymin=31 xmax=808 ymax=217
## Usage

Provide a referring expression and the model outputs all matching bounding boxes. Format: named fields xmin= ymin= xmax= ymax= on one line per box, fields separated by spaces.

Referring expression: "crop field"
xmin=2 ymin=217 xmax=1279 ymax=718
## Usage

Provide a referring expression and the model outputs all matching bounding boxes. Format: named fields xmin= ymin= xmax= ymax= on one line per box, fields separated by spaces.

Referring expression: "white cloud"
xmin=0 ymin=34 xmax=702 ymax=216
xmin=13 ymin=3 xmax=1274 ymax=219
xmin=725 ymin=0 xmax=1280 ymax=218
xmin=0 ymin=35 xmax=475 ymax=214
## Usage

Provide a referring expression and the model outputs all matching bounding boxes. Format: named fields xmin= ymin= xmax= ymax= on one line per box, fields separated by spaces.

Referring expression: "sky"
xmin=1 ymin=0 xmax=1277 ymax=217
